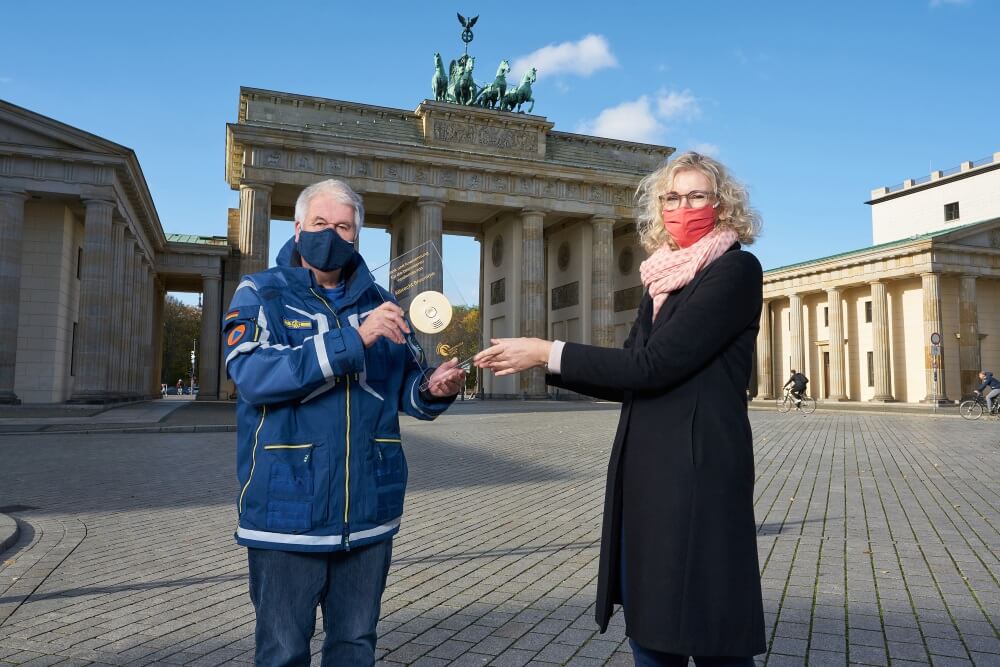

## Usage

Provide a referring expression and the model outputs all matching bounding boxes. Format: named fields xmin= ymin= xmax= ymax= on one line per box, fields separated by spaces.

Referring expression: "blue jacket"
xmin=223 ymin=238 xmax=454 ymax=552
xmin=977 ymin=372 xmax=1000 ymax=392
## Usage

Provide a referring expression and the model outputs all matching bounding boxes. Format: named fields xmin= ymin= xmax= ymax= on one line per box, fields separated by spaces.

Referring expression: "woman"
xmin=474 ymin=152 xmax=765 ymax=666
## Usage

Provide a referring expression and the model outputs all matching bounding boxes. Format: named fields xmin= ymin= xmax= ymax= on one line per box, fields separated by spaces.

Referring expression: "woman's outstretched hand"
xmin=474 ymin=338 xmax=552 ymax=376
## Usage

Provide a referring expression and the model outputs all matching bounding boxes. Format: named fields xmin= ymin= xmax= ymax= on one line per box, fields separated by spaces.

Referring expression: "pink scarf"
xmin=640 ymin=227 xmax=739 ymax=321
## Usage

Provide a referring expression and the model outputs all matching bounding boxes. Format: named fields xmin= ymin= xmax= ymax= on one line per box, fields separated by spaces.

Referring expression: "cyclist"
xmin=974 ymin=371 xmax=1000 ymax=413
xmin=783 ymin=369 xmax=808 ymax=407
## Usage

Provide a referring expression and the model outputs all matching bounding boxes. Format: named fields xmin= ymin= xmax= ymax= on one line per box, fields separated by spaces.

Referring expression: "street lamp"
xmin=190 ymin=339 xmax=197 ymax=397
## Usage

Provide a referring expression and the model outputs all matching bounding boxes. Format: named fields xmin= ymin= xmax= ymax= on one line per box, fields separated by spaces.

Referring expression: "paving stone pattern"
xmin=0 ymin=408 xmax=998 ymax=666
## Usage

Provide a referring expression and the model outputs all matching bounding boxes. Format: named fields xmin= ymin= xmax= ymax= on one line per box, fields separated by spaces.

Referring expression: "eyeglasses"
xmin=658 ymin=190 xmax=715 ymax=211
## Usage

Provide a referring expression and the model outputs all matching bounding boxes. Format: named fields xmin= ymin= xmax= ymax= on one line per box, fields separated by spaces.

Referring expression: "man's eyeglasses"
xmin=658 ymin=191 xmax=715 ymax=211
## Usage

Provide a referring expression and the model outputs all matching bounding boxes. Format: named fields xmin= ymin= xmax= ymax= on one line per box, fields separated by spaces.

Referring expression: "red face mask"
xmin=662 ymin=205 xmax=717 ymax=248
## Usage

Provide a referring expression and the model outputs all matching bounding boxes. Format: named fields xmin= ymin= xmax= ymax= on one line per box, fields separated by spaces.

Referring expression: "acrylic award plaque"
xmin=368 ymin=241 xmax=475 ymax=387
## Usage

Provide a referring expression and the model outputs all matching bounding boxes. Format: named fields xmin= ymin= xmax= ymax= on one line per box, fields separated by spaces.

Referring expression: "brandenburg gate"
xmin=223 ymin=86 xmax=674 ymax=398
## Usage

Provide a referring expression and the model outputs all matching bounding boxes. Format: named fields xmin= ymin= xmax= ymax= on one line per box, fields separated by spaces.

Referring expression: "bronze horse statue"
xmin=431 ymin=53 xmax=448 ymax=102
xmin=473 ymin=59 xmax=510 ymax=109
xmin=500 ymin=68 xmax=537 ymax=113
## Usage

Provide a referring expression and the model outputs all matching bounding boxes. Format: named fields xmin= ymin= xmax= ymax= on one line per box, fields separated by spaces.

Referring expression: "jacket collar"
xmin=275 ymin=236 xmax=375 ymax=306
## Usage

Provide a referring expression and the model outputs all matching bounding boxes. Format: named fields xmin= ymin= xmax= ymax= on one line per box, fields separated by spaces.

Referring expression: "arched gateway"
xmin=222 ymin=87 xmax=674 ymax=399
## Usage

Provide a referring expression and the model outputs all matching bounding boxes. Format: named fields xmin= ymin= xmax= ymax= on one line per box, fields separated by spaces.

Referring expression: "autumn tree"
xmin=161 ymin=296 xmax=201 ymax=387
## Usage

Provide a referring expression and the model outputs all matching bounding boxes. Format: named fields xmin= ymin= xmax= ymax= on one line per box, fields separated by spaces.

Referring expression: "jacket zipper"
xmin=310 ymin=288 xmax=352 ymax=549
xmin=238 ymin=406 xmax=267 ymax=514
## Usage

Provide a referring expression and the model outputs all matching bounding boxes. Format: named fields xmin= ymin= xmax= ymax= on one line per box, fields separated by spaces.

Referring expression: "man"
xmin=783 ymin=369 xmax=808 ymax=406
xmin=975 ymin=371 xmax=1000 ymax=413
xmin=223 ymin=178 xmax=465 ymax=666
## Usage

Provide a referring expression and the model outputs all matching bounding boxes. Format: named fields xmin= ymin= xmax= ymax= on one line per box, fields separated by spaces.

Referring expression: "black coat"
xmin=548 ymin=245 xmax=766 ymax=657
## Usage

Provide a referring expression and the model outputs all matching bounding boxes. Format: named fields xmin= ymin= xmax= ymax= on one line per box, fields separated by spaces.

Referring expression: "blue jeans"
xmin=247 ymin=539 xmax=393 ymax=667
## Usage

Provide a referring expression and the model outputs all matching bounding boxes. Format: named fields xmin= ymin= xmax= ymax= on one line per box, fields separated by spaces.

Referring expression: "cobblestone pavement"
xmin=0 ymin=406 xmax=998 ymax=666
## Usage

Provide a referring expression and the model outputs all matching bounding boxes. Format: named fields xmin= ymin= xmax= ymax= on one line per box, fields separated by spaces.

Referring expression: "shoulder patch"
xmin=224 ymin=309 xmax=241 ymax=321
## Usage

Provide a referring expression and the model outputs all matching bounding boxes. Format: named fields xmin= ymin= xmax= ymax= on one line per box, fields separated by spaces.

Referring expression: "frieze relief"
xmin=262 ymin=150 xmax=283 ymax=167
xmin=431 ymin=119 xmax=538 ymax=155
xmin=325 ymin=156 xmax=345 ymax=173
xmin=353 ymin=159 xmax=373 ymax=177
xmin=296 ymin=153 xmax=315 ymax=171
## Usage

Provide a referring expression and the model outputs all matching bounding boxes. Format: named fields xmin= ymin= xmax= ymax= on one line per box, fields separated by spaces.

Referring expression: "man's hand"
xmin=357 ymin=302 xmax=410 ymax=347
xmin=425 ymin=358 xmax=466 ymax=398
xmin=473 ymin=338 xmax=552 ymax=376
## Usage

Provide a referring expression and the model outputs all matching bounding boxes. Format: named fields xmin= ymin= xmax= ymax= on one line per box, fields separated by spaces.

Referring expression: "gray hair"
xmin=294 ymin=179 xmax=364 ymax=230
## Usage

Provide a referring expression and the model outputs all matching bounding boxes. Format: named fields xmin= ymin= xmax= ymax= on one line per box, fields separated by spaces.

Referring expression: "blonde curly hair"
xmin=634 ymin=152 xmax=761 ymax=252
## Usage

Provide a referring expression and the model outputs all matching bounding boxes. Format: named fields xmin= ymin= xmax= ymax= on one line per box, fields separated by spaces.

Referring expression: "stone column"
xmin=105 ymin=220 xmax=127 ymax=398
xmin=870 ymin=280 xmax=894 ymax=401
xmin=129 ymin=250 xmax=144 ymax=397
xmin=198 ymin=274 xmax=222 ymax=400
xmin=755 ymin=300 xmax=774 ymax=400
xmin=0 ymin=189 xmax=28 ymax=404
xmin=590 ymin=217 xmax=615 ymax=348
xmin=412 ymin=199 xmax=445 ymax=358
xmin=70 ymin=197 xmax=117 ymax=403
xmin=958 ymin=275 xmax=981 ymax=397
xmin=788 ymin=293 xmax=805 ymax=373
xmin=239 ymin=182 xmax=272 ymax=275
xmin=826 ymin=287 xmax=848 ymax=400
xmin=120 ymin=240 xmax=136 ymax=396
xmin=152 ymin=280 xmax=166 ymax=398
xmin=520 ymin=208 xmax=546 ymax=398
xmin=140 ymin=261 xmax=153 ymax=397
xmin=921 ymin=273 xmax=948 ymax=403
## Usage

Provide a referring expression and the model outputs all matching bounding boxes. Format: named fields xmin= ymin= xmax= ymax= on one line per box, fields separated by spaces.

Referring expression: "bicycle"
xmin=776 ymin=388 xmax=816 ymax=414
xmin=959 ymin=393 xmax=1000 ymax=420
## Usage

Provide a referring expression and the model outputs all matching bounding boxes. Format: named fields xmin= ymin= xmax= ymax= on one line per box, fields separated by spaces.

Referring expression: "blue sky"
xmin=3 ymin=1 xmax=996 ymax=305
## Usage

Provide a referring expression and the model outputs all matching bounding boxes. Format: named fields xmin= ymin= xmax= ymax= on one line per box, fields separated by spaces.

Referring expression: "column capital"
xmin=239 ymin=180 xmax=273 ymax=191
xmin=520 ymin=207 xmax=547 ymax=218
xmin=416 ymin=197 xmax=447 ymax=209
xmin=590 ymin=215 xmax=616 ymax=225
xmin=0 ymin=188 xmax=28 ymax=202
xmin=81 ymin=189 xmax=116 ymax=206
xmin=200 ymin=272 xmax=222 ymax=282
xmin=825 ymin=285 xmax=843 ymax=296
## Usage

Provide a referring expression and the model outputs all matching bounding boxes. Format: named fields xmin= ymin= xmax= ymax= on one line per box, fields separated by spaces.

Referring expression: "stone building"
xmin=1 ymin=89 xmax=674 ymax=403
xmin=0 ymin=100 xmax=229 ymax=404
xmin=757 ymin=153 xmax=1000 ymax=403
xmin=223 ymin=87 xmax=673 ymax=399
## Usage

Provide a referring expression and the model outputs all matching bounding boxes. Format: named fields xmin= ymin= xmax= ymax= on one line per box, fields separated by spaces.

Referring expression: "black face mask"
xmin=297 ymin=229 xmax=356 ymax=272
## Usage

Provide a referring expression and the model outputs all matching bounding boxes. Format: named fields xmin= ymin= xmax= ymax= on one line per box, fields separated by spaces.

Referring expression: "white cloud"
xmin=656 ymin=89 xmax=700 ymax=121
xmin=576 ymin=88 xmax=703 ymax=144
xmin=511 ymin=34 xmax=618 ymax=80
xmin=689 ymin=142 xmax=721 ymax=157
xmin=576 ymin=96 xmax=663 ymax=144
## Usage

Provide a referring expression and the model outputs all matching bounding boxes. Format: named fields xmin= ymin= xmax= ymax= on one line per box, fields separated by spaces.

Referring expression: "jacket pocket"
xmin=373 ymin=436 xmax=407 ymax=523
xmin=264 ymin=441 xmax=329 ymax=532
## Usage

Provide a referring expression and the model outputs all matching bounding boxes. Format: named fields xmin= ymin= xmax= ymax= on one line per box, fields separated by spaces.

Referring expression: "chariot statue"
xmin=429 ymin=14 xmax=538 ymax=113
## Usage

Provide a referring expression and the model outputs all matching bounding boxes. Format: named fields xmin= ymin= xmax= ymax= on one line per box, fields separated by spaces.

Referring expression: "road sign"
xmin=930 ymin=332 xmax=942 ymax=345
xmin=931 ymin=344 xmax=941 ymax=357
